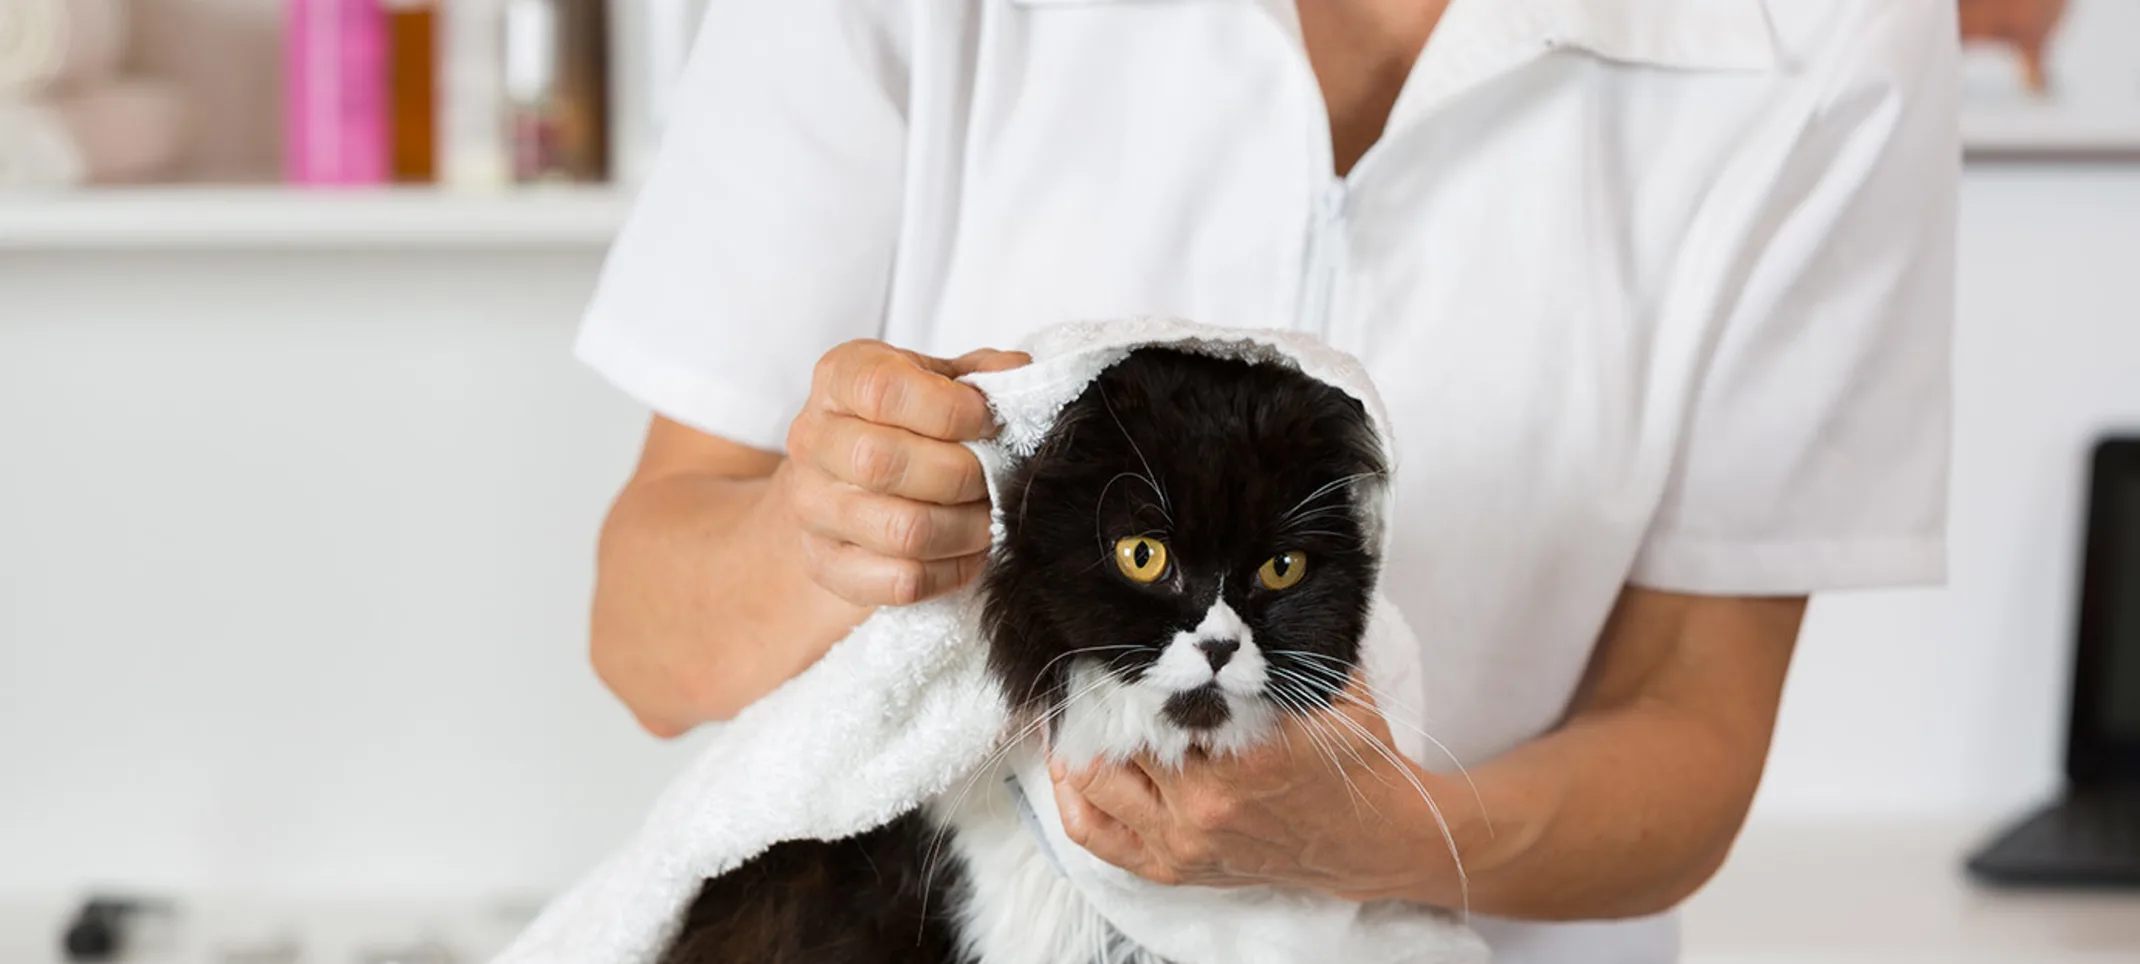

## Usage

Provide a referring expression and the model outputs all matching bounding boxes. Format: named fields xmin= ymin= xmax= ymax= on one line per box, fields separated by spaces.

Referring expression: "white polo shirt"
xmin=576 ymin=0 xmax=1957 ymax=960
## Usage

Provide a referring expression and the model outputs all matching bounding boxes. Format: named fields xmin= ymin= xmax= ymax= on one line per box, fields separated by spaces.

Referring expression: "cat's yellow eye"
xmin=1258 ymin=551 xmax=1308 ymax=591
xmin=1114 ymin=536 xmax=1170 ymax=584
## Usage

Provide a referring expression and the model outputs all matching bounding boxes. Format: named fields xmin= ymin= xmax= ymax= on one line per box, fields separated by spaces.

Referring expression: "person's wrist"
xmin=1362 ymin=759 xmax=1540 ymax=912
xmin=1371 ymin=763 xmax=1477 ymax=908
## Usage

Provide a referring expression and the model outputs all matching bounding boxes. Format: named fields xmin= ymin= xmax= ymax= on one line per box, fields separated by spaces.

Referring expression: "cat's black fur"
xmin=660 ymin=813 xmax=960 ymax=964
xmin=663 ymin=348 xmax=1386 ymax=964
xmin=980 ymin=349 xmax=1385 ymax=727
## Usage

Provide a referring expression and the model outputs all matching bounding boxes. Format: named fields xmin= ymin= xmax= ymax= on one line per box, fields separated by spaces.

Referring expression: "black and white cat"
xmin=661 ymin=348 xmax=1391 ymax=964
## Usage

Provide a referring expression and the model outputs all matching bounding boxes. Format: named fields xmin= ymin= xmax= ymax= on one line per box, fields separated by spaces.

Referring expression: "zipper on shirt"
xmin=1296 ymin=178 xmax=1351 ymax=340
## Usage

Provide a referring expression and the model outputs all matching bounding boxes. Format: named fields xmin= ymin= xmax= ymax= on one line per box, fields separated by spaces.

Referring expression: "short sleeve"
xmin=1631 ymin=1 xmax=1959 ymax=596
xmin=574 ymin=0 xmax=912 ymax=453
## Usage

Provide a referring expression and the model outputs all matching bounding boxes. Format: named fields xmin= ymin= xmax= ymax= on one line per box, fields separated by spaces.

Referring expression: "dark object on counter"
xmin=1970 ymin=437 xmax=2140 ymax=888
xmin=62 ymin=897 xmax=171 ymax=962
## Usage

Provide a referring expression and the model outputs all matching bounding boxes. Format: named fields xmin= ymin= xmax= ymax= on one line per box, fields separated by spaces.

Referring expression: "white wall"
xmin=1756 ymin=165 xmax=2140 ymax=820
xmin=0 ymin=249 xmax=696 ymax=900
xmin=3 ymin=167 xmax=2140 ymax=898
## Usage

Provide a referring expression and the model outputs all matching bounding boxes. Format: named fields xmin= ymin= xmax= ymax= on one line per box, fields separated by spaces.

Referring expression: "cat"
xmin=660 ymin=347 xmax=1389 ymax=964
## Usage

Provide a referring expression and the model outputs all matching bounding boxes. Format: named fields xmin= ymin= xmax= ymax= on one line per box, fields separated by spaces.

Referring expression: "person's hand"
xmin=780 ymin=340 xmax=1030 ymax=608
xmin=1048 ymin=677 xmax=1470 ymax=906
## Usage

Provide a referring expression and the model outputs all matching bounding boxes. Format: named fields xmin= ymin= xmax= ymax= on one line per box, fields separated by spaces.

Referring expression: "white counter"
xmin=5 ymin=821 xmax=2133 ymax=964
xmin=1680 ymin=821 xmax=2140 ymax=964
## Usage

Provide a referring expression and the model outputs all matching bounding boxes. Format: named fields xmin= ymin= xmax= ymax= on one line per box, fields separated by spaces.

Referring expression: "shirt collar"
xmin=1248 ymin=0 xmax=1779 ymax=73
xmin=1373 ymin=0 xmax=1779 ymax=132
xmin=1521 ymin=0 xmax=1782 ymax=72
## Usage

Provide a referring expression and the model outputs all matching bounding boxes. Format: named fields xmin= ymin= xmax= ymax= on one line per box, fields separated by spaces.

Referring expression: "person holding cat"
xmin=576 ymin=0 xmax=1958 ymax=961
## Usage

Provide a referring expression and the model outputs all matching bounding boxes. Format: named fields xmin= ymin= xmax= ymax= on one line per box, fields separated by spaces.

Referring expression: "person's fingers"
xmin=1053 ymin=769 xmax=1165 ymax=880
xmin=948 ymin=348 xmax=1032 ymax=376
xmin=1129 ymin=752 xmax=1188 ymax=798
xmin=797 ymin=533 xmax=988 ymax=607
xmin=793 ymin=483 xmax=993 ymax=561
xmin=804 ymin=414 xmax=990 ymax=504
xmin=1064 ymin=760 xmax=1169 ymax=832
xmin=815 ymin=342 xmax=1000 ymax=442
xmin=1135 ymin=754 xmax=1250 ymax=835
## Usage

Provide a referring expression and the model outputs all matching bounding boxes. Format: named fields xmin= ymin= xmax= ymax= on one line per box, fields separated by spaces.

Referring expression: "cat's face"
xmin=981 ymin=349 xmax=1385 ymax=765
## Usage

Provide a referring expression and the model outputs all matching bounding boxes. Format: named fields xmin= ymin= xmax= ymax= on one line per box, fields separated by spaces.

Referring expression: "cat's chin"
xmin=1049 ymin=662 xmax=1282 ymax=769
xmin=1162 ymin=684 xmax=1231 ymax=731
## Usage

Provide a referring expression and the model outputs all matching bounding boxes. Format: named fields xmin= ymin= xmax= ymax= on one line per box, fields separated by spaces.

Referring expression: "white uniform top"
xmin=575 ymin=0 xmax=1957 ymax=960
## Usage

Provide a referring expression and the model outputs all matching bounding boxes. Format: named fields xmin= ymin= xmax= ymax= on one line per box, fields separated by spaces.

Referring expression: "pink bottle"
xmin=287 ymin=0 xmax=388 ymax=185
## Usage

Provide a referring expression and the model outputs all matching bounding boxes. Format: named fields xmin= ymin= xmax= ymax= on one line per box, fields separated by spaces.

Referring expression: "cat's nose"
xmin=1197 ymin=637 xmax=1241 ymax=671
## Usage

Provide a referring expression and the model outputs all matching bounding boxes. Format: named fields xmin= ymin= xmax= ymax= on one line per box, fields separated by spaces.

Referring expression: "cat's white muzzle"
xmin=1050 ymin=598 xmax=1282 ymax=768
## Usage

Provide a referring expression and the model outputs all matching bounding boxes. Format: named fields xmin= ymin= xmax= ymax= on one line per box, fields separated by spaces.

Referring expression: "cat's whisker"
xmin=1309 ymin=699 xmax=1472 ymax=919
xmin=1270 ymin=528 xmax=1356 ymax=542
xmin=1099 ymin=385 xmax=1173 ymax=520
xmin=1266 ymin=659 xmax=1415 ymax=717
xmin=918 ymin=670 xmax=1119 ymax=926
xmin=1268 ymin=682 xmax=1378 ymax=821
xmin=1264 ymin=657 xmax=1493 ymax=836
xmin=1264 ymin=666 xmax=1473 ymax=916
xmin=1092 ymin=471 xmax=1166 ymax=559
xmin=1265 ymin=652 xmax=1439 ymax=722
xmin=1274 ymin=505 xmax=1358 ymax=532
xmin=1267 ymin=669 xmax=1408 ymax=802
xmin=1277 ymin=471 xmax=1384 ymax=524
xmin=1278 ymin=667 xmax=1432 ymax=733
xmin=1015 ymin=463 xmax=1043 ymax=531
xmin=920 ymin=683 xmax=1108 ymax=931
xmin=1309 ymin=684 xmax=1495 ymax=840
xmin=1020 ymin=644 xmax=1144 ymax=707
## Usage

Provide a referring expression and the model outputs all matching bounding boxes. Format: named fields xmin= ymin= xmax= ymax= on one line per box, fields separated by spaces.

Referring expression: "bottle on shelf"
xmin=385 ymin=0 xmax=438 ymax=183
xmin=287 ymin=0 xmax=388 ymax=186
xmin=502 ymin=0 xmax=609 ymax=184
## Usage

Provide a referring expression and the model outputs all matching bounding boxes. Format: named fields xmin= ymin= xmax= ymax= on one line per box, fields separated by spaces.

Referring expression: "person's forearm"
xmin=591 ymin=463 xmax=868 ymax=734
xmin=1379 ymin=591 xmax=1800 ymax=919
xmin=1393 ymin=702 xmax=1766 ymax=919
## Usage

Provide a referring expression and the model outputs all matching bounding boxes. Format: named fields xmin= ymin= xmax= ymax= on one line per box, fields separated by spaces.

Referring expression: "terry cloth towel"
xmin=0 ymin=0 xmax=130 ymax=95
xmin=0 ymin=79 xmax=182 ymax=190
xmin=495 ymin=317 xmax=1490 ymax=964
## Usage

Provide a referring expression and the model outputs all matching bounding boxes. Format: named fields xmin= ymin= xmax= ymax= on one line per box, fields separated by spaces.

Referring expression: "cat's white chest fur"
xmin=931 ymin=753 xmax=1167 ymax=964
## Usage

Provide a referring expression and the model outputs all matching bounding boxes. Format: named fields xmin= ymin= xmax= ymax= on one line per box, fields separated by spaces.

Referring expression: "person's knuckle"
xmin=849 ymin=356 xmax=910 ymax=424
xmin=951 ymin=453 xmax=987 ymax=499
xmin=933 ymin=389 xmax=980 ymax=440
xmin=814 ymin=341 xmax=868 ymax=394
xmin=882 ymin=503 xmax=933 ymax=558
xmin=1190 ymin=794 xmax=1237 ymax=832
xmin=848 ymin=431 xmax=906 ymax=493
xmin=885 ymin=559 xmax=929 ymax=606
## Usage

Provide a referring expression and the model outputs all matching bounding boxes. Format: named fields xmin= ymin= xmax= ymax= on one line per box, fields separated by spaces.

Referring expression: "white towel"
xmin=496 ymin=317 xmax=1489 ymax=964
xmin=0 ymin=0 xmax=130 ymax=95
xmin=0 ymin=79 xmax=182 ymax=190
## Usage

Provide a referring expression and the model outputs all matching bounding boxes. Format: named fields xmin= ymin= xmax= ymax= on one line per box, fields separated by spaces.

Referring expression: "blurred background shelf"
xmin=0 ymin=187 xmax=631 ymax=251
